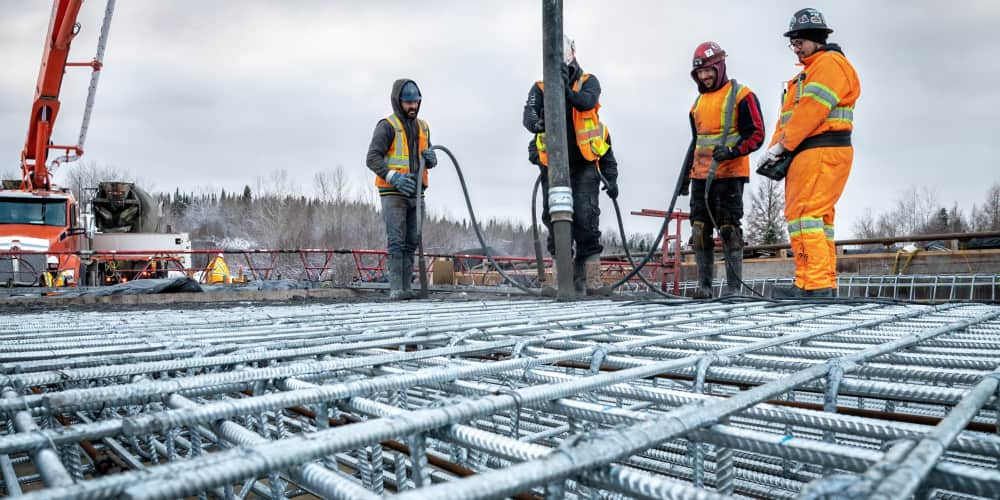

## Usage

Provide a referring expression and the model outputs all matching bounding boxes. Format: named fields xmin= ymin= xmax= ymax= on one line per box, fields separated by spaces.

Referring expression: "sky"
xmin=1 ymin=0 xmax=998 ymax=242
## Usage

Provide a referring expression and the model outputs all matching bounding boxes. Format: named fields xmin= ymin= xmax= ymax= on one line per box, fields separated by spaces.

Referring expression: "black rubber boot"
xmin=401 ymin=253 xmax=417 ymax=299
xmin=720 ymin=225 xmax=743 ymax=298
xmin=386 ymin=255 xmax=405 ymax=300
xmin=573 ymin=256 xmax=587 ymax=295
xmin=771 ymin=285 xmax=834 ymax=299
xmin=692 ymin=247 xmax=714 ymax=299
xmin=721 ymin=246 xmax=743 ymax=297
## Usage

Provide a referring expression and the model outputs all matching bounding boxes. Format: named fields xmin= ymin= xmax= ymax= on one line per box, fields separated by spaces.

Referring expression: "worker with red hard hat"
xmin=680 ymin=40 xmax=766 ymax=298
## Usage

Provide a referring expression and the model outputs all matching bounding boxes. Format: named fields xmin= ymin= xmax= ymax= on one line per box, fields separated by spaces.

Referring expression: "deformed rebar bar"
xmin=1 ymin=299 xmax=999 ymax=500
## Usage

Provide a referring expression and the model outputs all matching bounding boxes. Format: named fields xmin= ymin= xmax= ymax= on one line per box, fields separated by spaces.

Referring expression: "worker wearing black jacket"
xmin=680 ymin=41 xmax=765 ymax=298
xmin=523 ymin=36 xmax=617 ymax=294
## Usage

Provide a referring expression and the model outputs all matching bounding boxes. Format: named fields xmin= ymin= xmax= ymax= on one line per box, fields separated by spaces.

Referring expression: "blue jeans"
xmin=381 ymin=195 xmax=423 ymax=257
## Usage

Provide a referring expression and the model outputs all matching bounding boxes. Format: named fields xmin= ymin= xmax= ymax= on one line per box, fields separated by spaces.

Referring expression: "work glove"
xmin=385 ymin=170 xmax=417 ymax=196
xmin=421 ymin=148 xmax=438 ymax=169
xmin=756 ymin=143 xmax=787 ymax=170
xmin=712 ymin=145 xmax=740 ymax=162
xmin=679 ymin=177 xmax=690 ymax=196
xmin=531 ymin=118 xmax=545 ymax=133
xmin=561 ymin=64 xmax=571 ymax=86
xmin=602 ymin=178 xmax=619 ymax=200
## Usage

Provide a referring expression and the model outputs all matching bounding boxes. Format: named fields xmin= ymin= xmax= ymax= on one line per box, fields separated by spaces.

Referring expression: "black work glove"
xmin=531 ymin=119 xmax=545 ymax=134
xmin=712 ymin=145 xmax=740 ymax=162
xmin=679 ymin=176 xmax=691 ymax=196
xmin=421 ymin=148 xmax=437 ymax=169
xmin=561 ymin=64 xmax=571 ymax=86
xmin=602 ymin=179 xmax=619 ymax=200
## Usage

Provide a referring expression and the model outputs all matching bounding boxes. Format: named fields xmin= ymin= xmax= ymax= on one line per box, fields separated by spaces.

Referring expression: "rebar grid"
xmin=1 ymin=299 xmax=999 ymax=499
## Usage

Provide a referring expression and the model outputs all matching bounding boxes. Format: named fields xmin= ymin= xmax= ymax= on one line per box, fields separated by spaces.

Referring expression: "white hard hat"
xmin=46 ymin=256 xmax=59 ymax=266
xmin=563 ymin=35 xmax=575 ymax=64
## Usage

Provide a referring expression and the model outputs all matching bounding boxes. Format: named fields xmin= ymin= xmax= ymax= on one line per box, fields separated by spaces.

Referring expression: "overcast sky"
xmin=1 ymin=1 xmax=998 ymax=240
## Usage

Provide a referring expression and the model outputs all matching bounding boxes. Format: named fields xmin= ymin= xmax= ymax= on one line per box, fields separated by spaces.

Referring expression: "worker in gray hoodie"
xmin=365 ymin=79 xmax=437 ymax=299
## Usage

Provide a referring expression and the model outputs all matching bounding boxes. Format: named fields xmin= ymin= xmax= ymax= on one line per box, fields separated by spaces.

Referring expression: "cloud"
xmin=1 ymin=0 xmax=996 ymax=245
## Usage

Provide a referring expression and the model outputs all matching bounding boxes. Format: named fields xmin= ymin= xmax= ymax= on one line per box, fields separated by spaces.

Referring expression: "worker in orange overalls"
xmin=757 ymin=8 xmax=860 ymax=298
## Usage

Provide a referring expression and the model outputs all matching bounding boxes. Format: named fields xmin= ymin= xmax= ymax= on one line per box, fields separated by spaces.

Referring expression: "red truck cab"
xmin=0 ymin=187 xmax=82 ymax=286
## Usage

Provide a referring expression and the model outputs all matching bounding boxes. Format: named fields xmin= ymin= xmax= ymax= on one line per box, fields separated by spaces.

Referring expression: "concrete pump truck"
xmin=0 ymin=0 xmax=191 ymax=287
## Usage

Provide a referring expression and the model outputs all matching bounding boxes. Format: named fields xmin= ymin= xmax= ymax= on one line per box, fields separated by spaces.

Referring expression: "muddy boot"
xmin=720 ymin=225 xmax=743 ymax=297
xmin=401 ymin=253 xmax=417 ymax=299
xmin=386 ymin=255 xmax=406 ymax=300
xmin=692 ymin=247 xmax=714 ymax=299
xmin=584 ymin=254 xmax=608 ymax=295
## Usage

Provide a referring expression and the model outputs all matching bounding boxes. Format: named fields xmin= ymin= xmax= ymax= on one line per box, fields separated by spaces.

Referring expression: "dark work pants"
xmin=381 ymin=194 xmax=423 ymax=257
xmin=540 ymin=163 xmax=603 ymax=259
xmin=689 ymin=177 xmax=744 ymax=248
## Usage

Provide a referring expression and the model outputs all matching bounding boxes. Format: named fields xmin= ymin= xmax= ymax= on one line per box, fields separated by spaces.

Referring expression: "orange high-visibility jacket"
xmin=534 ymin=74 xmax=610 ymax=166
xmin=690 ymin=80 xmax=753 ymax=179
xmin=770 ymin=48 xmax=860 ymax=150
xmin=374 ymin=114 xmax=430 ymax=194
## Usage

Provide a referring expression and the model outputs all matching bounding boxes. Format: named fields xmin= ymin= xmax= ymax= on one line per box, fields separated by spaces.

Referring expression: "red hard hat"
xmin=692 ymin=41 xmax=726 ymax=69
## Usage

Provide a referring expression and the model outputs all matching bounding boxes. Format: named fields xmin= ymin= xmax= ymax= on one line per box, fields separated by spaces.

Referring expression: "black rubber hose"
xmin=701 ymin=167 xmax=769 ymax=300
xmin=595 ymin=156 xmax=689 ymax=293
xmin=415 ymin=156 xmax=429 ymax=297
xmin=530 ymin=172 xmax=546 ymax=285
xmin=592 ymin=167 xmax=688 ymax=300
xmin=431 ymin=145 xmax=542 ymax=296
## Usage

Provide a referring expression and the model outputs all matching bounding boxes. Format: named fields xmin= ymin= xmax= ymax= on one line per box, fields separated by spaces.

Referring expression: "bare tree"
xmin=746 ymin=180 xmax=786 ymax=245
xmin=60 ymin=161 xmax=133 ymax=203
xmin=314 ymin=166 xmax=349 ymax=204
xmin=0 ymin=166 xmax=18 ymax=182
xmin=971 ymin=182 xmax=1000 ymax=232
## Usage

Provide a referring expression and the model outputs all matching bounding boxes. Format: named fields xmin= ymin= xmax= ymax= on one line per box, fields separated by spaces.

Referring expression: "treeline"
xmin=852 ymin=184 xmax=1000 ymax=239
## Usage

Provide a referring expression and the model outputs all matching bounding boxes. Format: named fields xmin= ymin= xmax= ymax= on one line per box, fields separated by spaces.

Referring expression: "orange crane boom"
xmin=20 ymin=0 xmax=109 ymax=191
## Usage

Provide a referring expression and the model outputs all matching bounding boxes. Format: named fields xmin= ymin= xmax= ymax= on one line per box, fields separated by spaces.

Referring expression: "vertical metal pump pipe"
xmin=541 ymin=0 xmax=576 ymax=299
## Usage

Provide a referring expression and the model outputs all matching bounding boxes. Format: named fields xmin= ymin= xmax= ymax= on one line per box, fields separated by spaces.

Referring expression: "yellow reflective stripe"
xmin=590 ymin=123 xmax=610 ymax=156
xmin=780 ymin=111 xmax=793 ymax=126
xmin=826 ymin=106 xmax=854 ymax=123
xmin=696 ymin=132 xmax=739 ymax=148
xmin=824 ymin=225 xmax=835 ymax=240
xmin=720 ymin=84 xmax=740 ymax=136
xmin=802 ymin=82 xmax=839 ymax=110
xmin=385 ymin=115 xmax=409 ymax=171
xmin=788 ymin=217 xmax=825 ymax=238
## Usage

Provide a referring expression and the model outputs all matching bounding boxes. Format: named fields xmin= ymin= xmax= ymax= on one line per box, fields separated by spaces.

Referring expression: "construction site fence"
xmin=0 ymin=248 xmax=665 ymax=290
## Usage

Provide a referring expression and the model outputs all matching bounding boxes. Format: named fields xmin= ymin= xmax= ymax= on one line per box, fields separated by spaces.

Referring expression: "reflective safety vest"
xmin=374 ymin=114 xmax=431 ymax=195
xmin=534 ymin=74 xmax=611 ymax=167
xmin=205 ymin=254 xmax=232 ymax=284
xmin=690 ymin=80 xmax=752 ymax=179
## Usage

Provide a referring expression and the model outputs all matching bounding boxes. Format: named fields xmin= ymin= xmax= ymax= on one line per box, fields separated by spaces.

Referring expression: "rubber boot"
xmin=584 ymin=254 xmax=607 ymax=295
xmin=573 ymin=257 xmax=587 ymax=295
xmin=387 ymin=255 xmax=409 ymax=300
xmin=692 ymin=247 xmax=714 ymax=299
xmin=771 ymin=285 xmax=834 ymax=299
xmin=721 ymin=244 xmax=743 ymax=297
xmin=401 ymin=253 xmax=416 ymax=299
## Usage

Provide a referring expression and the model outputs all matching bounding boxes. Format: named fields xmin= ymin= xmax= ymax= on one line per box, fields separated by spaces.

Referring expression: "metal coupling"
xmin=548 ymin=186 xmax=574 ymax=222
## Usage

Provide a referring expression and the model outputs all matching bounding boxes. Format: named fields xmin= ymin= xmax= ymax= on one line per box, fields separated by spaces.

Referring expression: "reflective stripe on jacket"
xmin=374 ymin=114 xmax=430 ymax=194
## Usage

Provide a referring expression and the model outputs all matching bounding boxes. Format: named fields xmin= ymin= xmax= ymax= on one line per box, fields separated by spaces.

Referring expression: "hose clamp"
xmin=548 ymin=186 xmax=574 ymax=221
